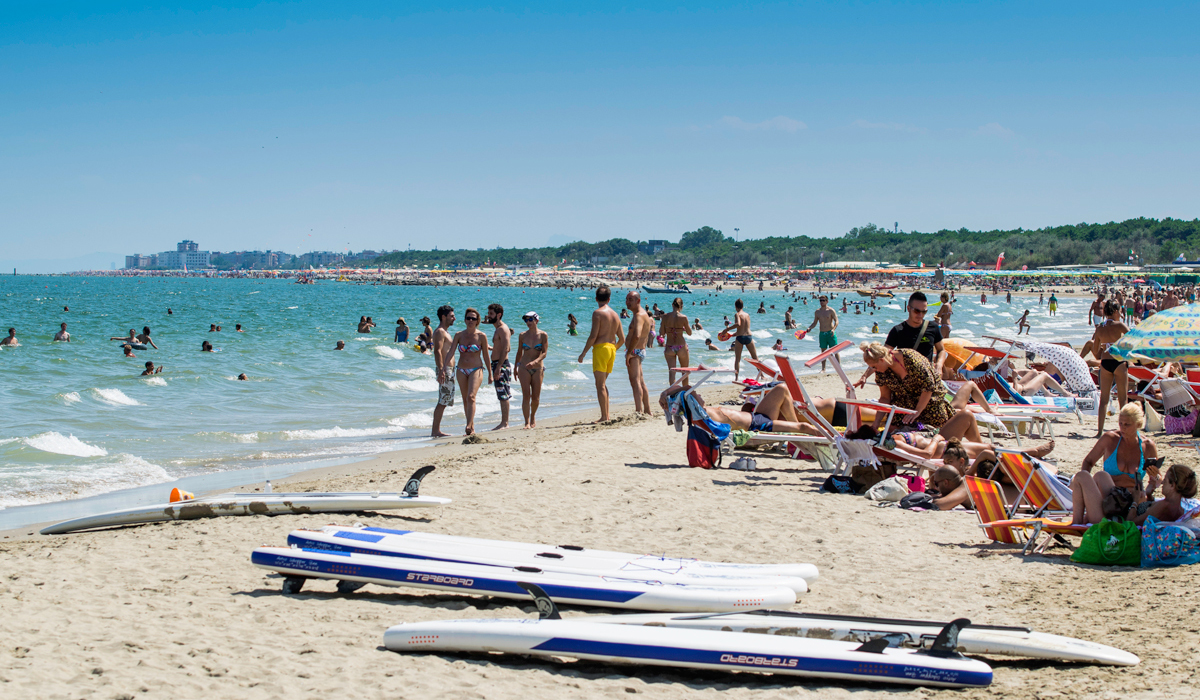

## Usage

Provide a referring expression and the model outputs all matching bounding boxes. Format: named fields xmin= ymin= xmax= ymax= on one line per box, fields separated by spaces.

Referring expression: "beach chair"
xmin=1128 ymin=366 xmax=1166 ymax=406
xmin=986 ymin=517 xmax=1090 ymax=556
xmin=871 ymin=445 xmax=941 ymax=478
xmin=965 ymin=476 xmax=1023 ymax=545
xmin=995 ymin=450 xmax=1072 ymax=519
xmin=775 ymin=354 xmax=915 ymax=447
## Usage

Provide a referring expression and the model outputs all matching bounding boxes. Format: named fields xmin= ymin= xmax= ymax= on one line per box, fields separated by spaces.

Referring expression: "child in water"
xmin=871 ymin=322 xmax=880 ymax=333
xmin=1016 ymin=309 xmax=1031 ymax=335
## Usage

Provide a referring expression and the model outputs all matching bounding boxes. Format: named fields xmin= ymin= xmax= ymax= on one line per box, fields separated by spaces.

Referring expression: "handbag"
xmin=1070 ymin=518 xmax=1142 ymax=566
xmin=685 ymin=424 xmax=722 ymax=469
xmin=864 ymin=476 xmax=910 ymax=502
xmin=1141 ymin=516 xmax=1200 ymax=567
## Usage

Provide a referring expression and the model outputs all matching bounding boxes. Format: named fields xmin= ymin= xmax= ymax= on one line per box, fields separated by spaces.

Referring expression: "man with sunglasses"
xmin=855 ymin=291 xmax=947 ymax=388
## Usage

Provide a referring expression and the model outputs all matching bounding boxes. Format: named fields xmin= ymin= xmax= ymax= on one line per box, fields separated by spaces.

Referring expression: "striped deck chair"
xmin=776 ymin=354 xmax=915 ymax=448
xmin=965 ymin=476 xmax=1023 ymax=545
xmin=996 ymin=451 xmax=1072 ymax=519
xmin=984 ymin=517 xmax=1089 ymax=556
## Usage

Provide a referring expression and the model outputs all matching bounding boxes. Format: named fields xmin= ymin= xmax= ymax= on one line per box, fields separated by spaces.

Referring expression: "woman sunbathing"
xmin=1071 ymin=403 xmax=1160 ymax=525
xmin=659 ymin=382 xmax=824 ymax=436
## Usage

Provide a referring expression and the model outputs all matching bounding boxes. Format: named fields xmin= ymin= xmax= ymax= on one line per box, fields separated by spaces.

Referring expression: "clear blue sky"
xmin=2 ymin=1 xmax=1198 ymax=268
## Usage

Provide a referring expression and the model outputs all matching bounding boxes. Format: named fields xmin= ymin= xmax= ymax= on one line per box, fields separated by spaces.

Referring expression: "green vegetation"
xmin=363 ymin=218 xmax=1200 ymax=270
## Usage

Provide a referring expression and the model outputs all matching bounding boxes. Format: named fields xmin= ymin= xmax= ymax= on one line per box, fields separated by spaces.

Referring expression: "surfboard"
xmin=575 ymin=610 xmax=1139 ymax=666
xmin=40 ymin=467 xmax=448 ymax=535
xmin=383 ymin=618 xmax=992 ymax=687
xmin=251 ymin=547 xmax=797 ymax=612
xmin=286 ymin=528 xmax=809 ymax=594
xmin=295 ymin=526 xmax=819 ymax=584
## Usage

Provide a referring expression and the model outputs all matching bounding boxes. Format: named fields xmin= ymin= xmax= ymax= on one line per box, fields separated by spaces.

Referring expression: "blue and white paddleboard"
xmin=573 ymin=611 xmax=1139 ymax=666
xmin=383 ymin=618 xmax=992 ymax=688
xmin=251 ymin=546 xmax=797 ymax=612
xmin=287 ymin=527 xmax=809 ymax=593
xmin=291 ymin=525 xmax=818 ymax=585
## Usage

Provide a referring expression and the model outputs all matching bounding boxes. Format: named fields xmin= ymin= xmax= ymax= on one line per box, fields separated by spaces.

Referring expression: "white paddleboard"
xmin=574 ymin=610 xmax=1139 ymax=666
xmin=287 ymin=528 xmax=808 ymax=594
xmin=40 ymin=467 xmax=448 ymax=535
xmin=383 ymin=618 xmax=992 ymax=688
xmin=298 ymin=525 xmax=818 ymax=585
xmin=251 ymin=546 xmax=797 ymax=612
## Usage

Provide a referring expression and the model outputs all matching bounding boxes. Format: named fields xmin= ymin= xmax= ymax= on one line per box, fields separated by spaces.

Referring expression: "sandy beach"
xmin=2 ymin=371 xmax=1196 ymax=700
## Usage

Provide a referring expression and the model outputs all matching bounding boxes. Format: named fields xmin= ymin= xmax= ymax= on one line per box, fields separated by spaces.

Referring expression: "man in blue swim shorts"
xmin=718 ymin=299 xmax=759 ymax=381
xmin=805 ymin=296 xmax=840 ymax=372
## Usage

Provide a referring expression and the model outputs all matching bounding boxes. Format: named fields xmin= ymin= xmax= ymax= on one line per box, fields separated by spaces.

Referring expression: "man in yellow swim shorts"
xmin=577 ymin=285 xmax=625 ymax=422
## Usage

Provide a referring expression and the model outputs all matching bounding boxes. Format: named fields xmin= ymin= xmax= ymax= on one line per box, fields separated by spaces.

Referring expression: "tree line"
xmin=361 ymin=218 xmax=1200 ymax=270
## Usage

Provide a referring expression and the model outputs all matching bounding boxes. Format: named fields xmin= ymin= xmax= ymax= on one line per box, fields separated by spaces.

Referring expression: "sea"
xmin=0 ymin=276 xmax=1101 ymax=515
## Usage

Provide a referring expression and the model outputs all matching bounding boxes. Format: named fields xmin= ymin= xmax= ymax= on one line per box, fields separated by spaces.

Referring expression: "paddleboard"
xmin=251 ymin=546 xmax=797 ymax=612
xmin=578 ymin=610 xmax=1139 ymax=666
xmin=287 ymin=528 xmax=809 ymax=594
xmin=295 ymin=525 xmax=819 ymax=584
xmin=383 ymin=618 xmax=991 ymax=687
xmin=40 ymin=467 xmax=448 ymax=535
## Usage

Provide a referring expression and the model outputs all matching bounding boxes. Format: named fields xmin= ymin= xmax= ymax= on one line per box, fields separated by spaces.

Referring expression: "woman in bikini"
xmin=1071 ymin=403 xmax=1160 ymax=525
xmin=1090 ymin=299 xmax=1130 ymax=436
xmin=660 ymin=297 xmax=692 ymax=387
xmin=451 ymin=308 xmax=493 ymax=436
xmin=935 ymin=292 xmax=952 ymax=338
xmin=514 ymin=311 xmax=549 ymax=429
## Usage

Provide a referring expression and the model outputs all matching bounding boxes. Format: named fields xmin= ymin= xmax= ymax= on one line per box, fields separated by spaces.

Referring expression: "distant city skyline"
xmin=3 ymin=2 xmax=1198 ymax=273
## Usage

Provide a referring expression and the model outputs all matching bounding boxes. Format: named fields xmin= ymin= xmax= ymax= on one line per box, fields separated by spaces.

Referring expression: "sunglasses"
xmin=465 ymin=316 xmax=479 ymax=321
xmin=910 ymin=308 xmax=928 ymax=315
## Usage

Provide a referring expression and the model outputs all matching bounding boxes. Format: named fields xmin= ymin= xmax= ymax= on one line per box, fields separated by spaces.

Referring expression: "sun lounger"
xmin=995 ymin=450 xmax=1072 ymax=518
xmin=965 ymin=476 xmax=1023 ymax=545
xmin=776 ymin=354 xmax=915 ymax=447
xmin=872 ymin=445 xmax=942 ymax=478
xmin=987 ymin=518 xmax=1089 ymax=556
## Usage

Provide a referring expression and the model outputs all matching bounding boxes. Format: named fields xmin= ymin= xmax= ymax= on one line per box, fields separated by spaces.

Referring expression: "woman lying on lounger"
xmin=658 ymin=382 xmax=825 ymax=436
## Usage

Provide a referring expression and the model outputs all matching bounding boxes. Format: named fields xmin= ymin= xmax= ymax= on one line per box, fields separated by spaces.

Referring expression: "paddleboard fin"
xmin=855 ymin=638 xmax=890 ymax=654
xmin=925 ymin=618 xmax=970 ymax=658
xmin=282 ymin=576 xmax=307 ymax=594
xmin=517 ymin=582 xmax=561 ymax=620
xmin=403 ymin=466 xmax=435 ymax=497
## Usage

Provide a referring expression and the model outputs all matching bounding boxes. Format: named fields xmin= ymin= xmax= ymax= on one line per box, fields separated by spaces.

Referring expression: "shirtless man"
xmin=660 ymin=297 xmax=692 ymax=387
xmin=577 ymin=285 xmax=625 ymax=422
xmin=1 ymin=328 xmax=18 ymax=346
xmin=1088 ymin=291 xmax=1106 ymax=326
xmin=624 ymin=291 xmax=653 ymax=415
xmin=431 ymin=304 xmax=456 ymax=438
xmin=486 ymin=303 xmax=512 ymax=430
xmin=141 ymin=361 xmax=163 ymax=376
xmin=804 ymin=296 xmax=839 ymax=371
xmin=658 ymin=382 xmax=823 ymax=436
xmin=53 ymin=323 xmax=70 ymax=342
xmin=784 ymin=306 xmax=796 ymax=329
xmin=111 ymin=328 xmax=138 ymax=344
xmin=719 ymin=299 xmax=758 ymax=381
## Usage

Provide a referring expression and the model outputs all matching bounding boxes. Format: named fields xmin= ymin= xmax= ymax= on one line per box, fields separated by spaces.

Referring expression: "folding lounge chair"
xmin=871 ymin=445 xmax=942 ymax=478
xmin=775 ymin=354 xmax=916 ymax=448
xmin=965 ymin=476 xmax=1023 ymax=545
xmin=995 ymin=450 xmax=1072 ymax=519
xmin=1128 ymin=365 xmax=1166 ymax=406
xmin=774 ymin=354 xmax=881 ymax=475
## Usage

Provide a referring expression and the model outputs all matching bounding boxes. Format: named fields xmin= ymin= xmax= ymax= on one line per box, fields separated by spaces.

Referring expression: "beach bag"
xmin=1165 ymin=409 xmax=1197 ymax=435
xmin=902 ymin=474 xmax=926 ymax=493
xmin=850 ymin=464 xmax=885 ymax=490
xmin=1141 ymin=516 xmax=1200 ymax=567
xmin=899 ymin=492 xmax=936 ymax=510
xmin=820 ymin=475 xmax=860 ymax=495
xmin=864 ymin=476 xmax=910 ymax=502
xmin=1071 ymin=518 xmax=1141 ymax=566
xmin=686 ymin=424 xmax=722 ymax=469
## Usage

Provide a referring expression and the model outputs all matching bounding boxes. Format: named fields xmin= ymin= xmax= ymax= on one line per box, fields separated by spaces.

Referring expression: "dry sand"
xmin=2 ymin=371 xmax=1198 ymax=700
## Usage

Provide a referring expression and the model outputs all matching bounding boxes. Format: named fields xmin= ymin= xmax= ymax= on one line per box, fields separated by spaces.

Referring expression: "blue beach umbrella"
xmin=1110 ymin=304 xmax=1200 ymax=363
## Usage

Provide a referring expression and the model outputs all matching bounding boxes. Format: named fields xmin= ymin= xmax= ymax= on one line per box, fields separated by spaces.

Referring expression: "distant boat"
xmin=642 ymin=285 xmax=690 ymax=294
xmin=856 ymin=289 xmax=894 ymax=298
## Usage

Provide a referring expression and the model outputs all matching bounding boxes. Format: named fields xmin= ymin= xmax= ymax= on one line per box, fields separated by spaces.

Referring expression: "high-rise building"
xmin=178 ymin=240 xmax=199 ymax=252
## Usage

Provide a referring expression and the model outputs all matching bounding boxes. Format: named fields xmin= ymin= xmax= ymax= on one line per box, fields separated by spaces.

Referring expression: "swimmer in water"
xmin=201 ymin=340 xmax=214 ymax=352
xmin=209 ymin=324 xmax=217 ymax=332
xmin=871 ymin=322 xmax=880 ymax=333
xmin=137 ymin=326 xmax=158 ymax=349
xmin=237 ymin=373 xmax=248 ymax=381
xmin=64 ymin=306 xmax=69 ymax=312
xmin=111 ymin=328 xmax=138 ymax=344
xmin=141 ymin=361 xmax=163 ymax=376
xmin=123 ymin=344 xmax=136 ymax=358
xmin=1 ymin=327 xmax=18 ymax=346
xmin=53 ymin=323 xmax=70 ymax=342
xmin=236 ymin=324 xmax=244 ymax=332
xmin=335 ymin=340 xmax=346 ymax=350
xmin=215 ymin=325 xmax=222 ymax=332
xmin=167 ymin=308 xmax=173 ymax=315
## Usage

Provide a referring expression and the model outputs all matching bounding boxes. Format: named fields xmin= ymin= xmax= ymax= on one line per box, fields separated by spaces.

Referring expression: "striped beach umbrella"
xmin=1110 ymin=304 xmax=1200 ymax=363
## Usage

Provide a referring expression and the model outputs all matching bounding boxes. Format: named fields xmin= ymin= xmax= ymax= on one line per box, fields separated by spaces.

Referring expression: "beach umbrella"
xmin=1109 ymin=304 xmax=1200 ymax=363
xmin=1132 ymin=278 xmax=1146 ymax=284
xmin=1023 ymin=341 xmax=1096 ymax=394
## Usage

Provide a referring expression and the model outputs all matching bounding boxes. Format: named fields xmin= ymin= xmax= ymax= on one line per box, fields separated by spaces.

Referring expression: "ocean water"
xmin=0 ymin=277 xmax=1098 ymax=510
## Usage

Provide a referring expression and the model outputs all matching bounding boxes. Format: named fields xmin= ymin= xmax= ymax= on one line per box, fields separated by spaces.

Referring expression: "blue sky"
xmin=2 ymin=1 xmax=1198 ymax=269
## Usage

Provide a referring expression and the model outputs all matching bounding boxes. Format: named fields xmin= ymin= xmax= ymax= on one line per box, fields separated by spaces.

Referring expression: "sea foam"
xmin=375 ymin=346 xmax=405 ymax=360
xmin=23 ymin=432 xmax=108 ymax=457
xmin=91 ymin=388 xmax=142 ymax=406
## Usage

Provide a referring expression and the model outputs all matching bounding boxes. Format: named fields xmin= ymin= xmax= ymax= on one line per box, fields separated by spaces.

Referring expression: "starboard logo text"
xmin=406 ymin=573 xmax=474 ymax=586
xmin=720 ymin=654 xmax=799 ymax=668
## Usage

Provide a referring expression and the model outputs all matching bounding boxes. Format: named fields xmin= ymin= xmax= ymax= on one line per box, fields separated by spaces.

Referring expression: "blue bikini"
xmin=1103 ymin=433 xmax=1144 ymax=483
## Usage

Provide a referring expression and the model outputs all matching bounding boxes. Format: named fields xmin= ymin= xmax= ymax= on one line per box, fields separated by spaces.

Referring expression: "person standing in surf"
xmin=1048 ymin=292 xmax=1058 ymax=316
xmin=452 ymin=308 xmax=493 ymax=436
xmin=514 ymin=312 xmax=548 ymax=429
xmin=804 ymin=296 xmax=839 ymax=372
xmin=394 ymin=318 xmax=409 ymax=343
xmin=486 ymin=303 xmax=512 ymax=431
xmin=431 ymin=305 xmax=456 ymax=438
xmin=719 ymin=299 xmax=758 ymax=381
xmin=624 ymin=291 xmax=653 ymax=416
xmin=935 ymin=292 xmax=953 ymax=338
xmin=660 ymin=297 xmax=692 ymax=388
xmin=53 ymin=323 xmax=70 ymax=342
xmin=577 ymin=285 xmax=624 ymax=423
